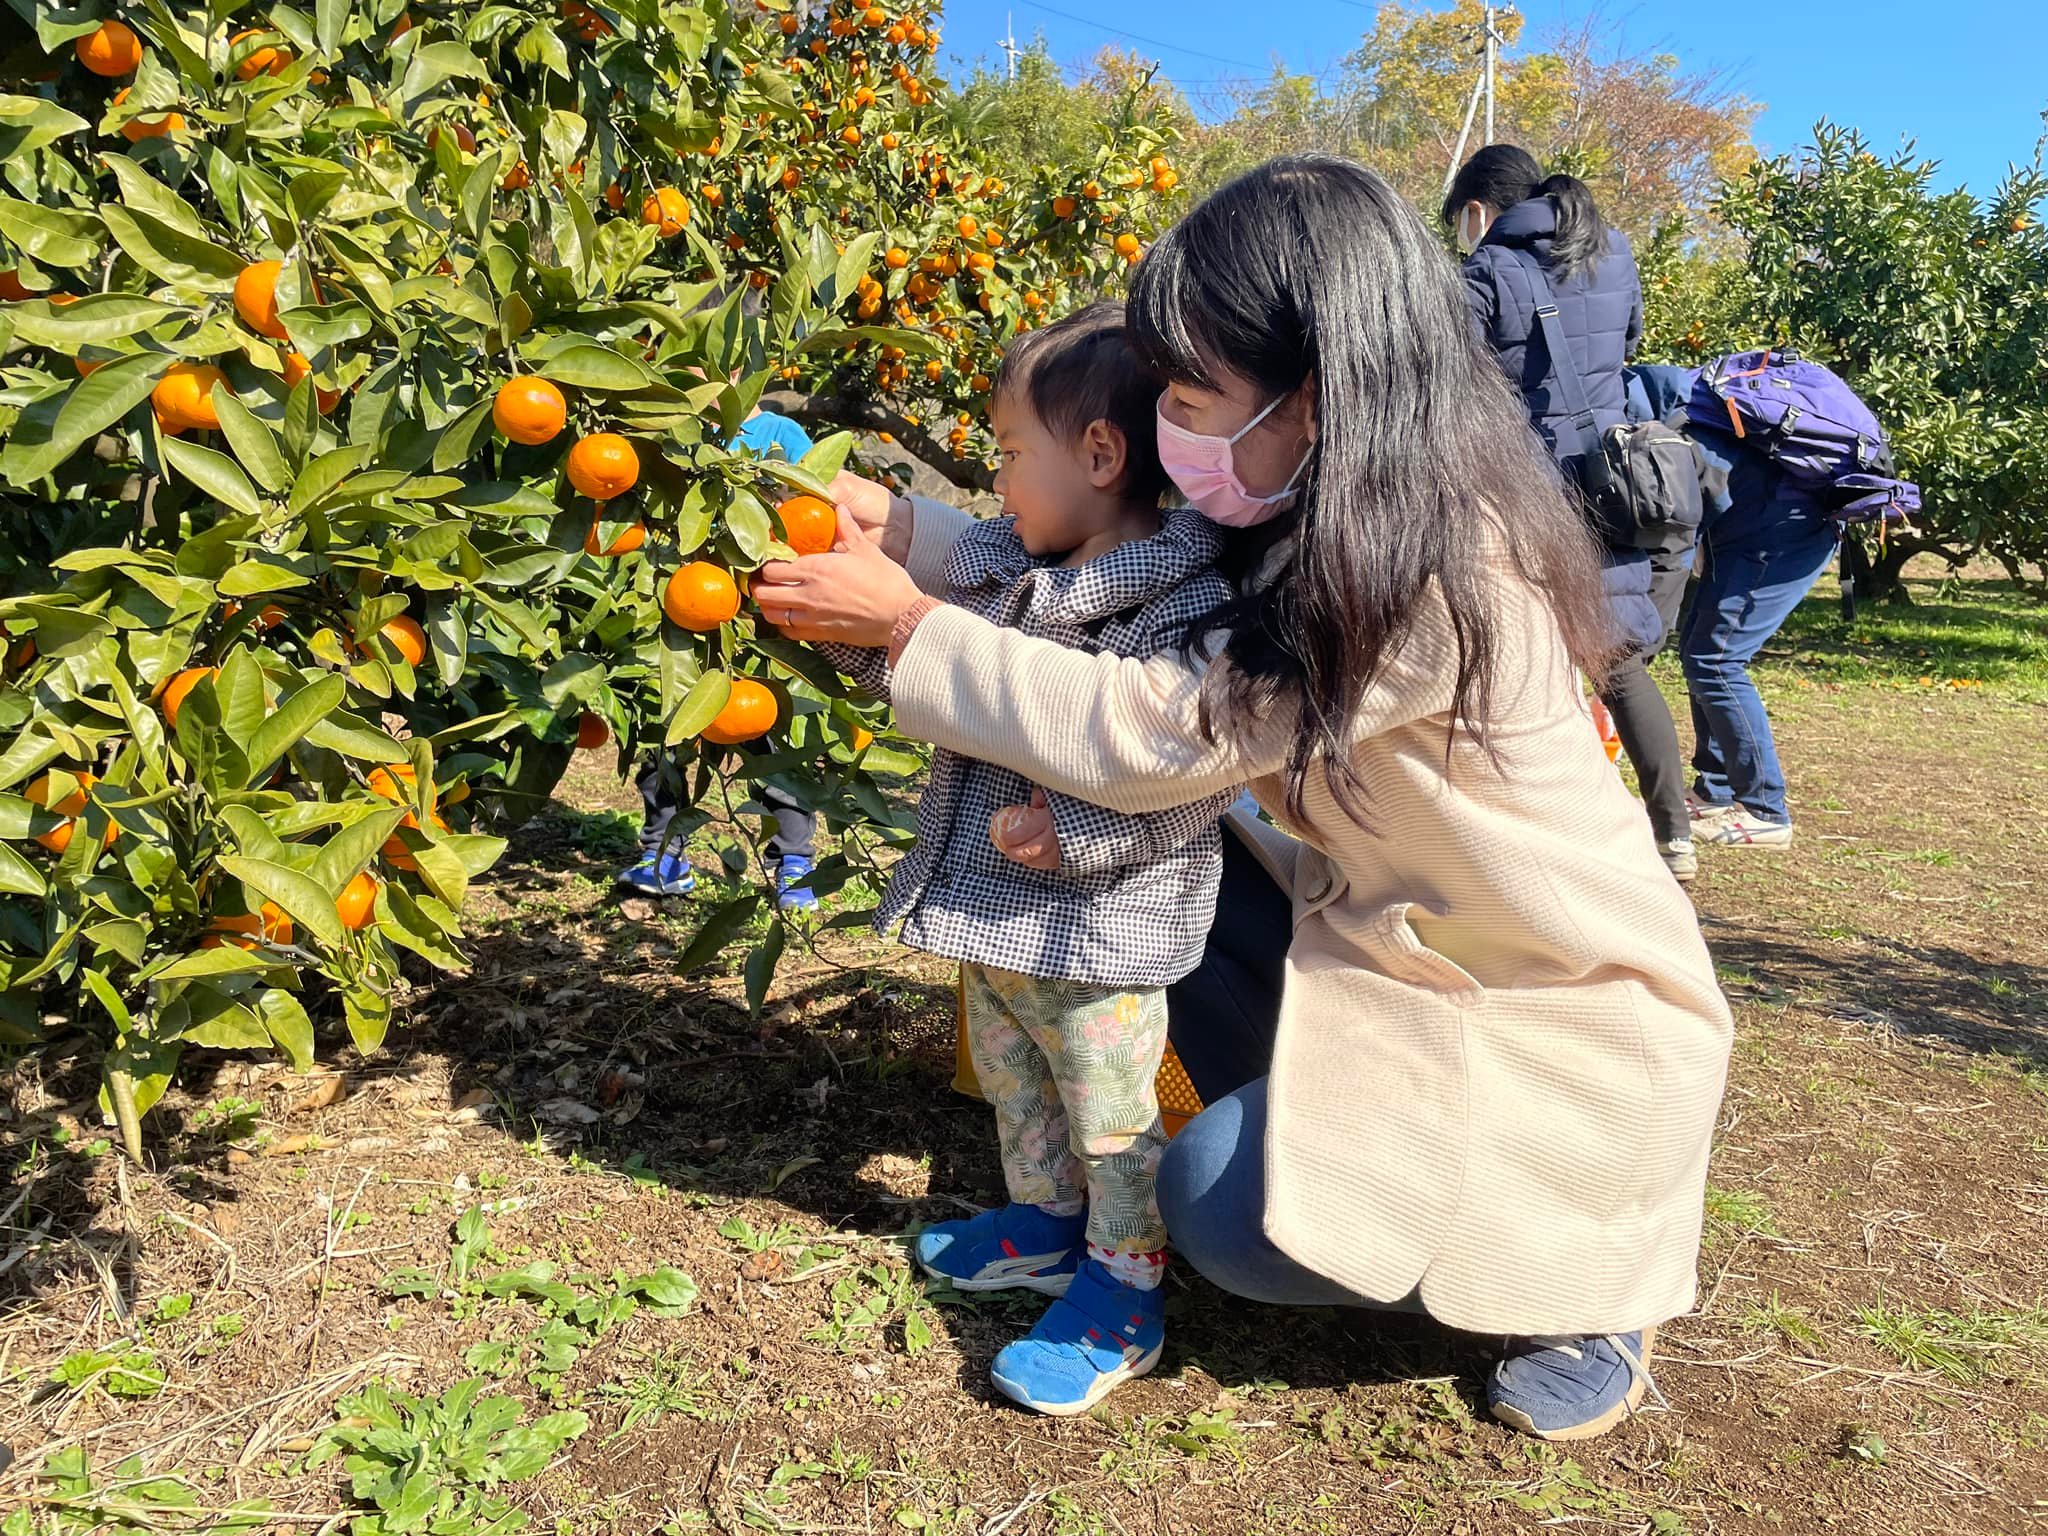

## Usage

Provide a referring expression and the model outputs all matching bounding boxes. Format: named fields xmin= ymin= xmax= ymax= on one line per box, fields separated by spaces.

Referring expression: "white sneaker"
xmin=1686 ymin=796 xmax=1738 ymax=825
xmin=1697 ymin=812 xmax=1793 ymax=847
xmin=1658 ymin=839 xmax=1698 ymax=882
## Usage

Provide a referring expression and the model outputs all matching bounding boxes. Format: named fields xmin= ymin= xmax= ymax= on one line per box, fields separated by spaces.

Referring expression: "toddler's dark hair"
xmin=993 ymin=300 xmax=1171 ymax=506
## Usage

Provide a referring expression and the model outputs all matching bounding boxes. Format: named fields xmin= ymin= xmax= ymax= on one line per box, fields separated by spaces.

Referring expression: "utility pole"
xmin=1000 ymin=12 xmax=1020 ymax=80
xmin=1483 ymin=2 xmax=1497 ymax=144
xmin=1444 ymin=2 xmax=1514 ymax=196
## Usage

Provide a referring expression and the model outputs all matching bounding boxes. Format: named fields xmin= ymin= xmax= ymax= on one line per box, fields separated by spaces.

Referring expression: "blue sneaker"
xmin=914 ymin=1202 xmax=1083 ymax=1296
xmin=773 ymin=854 xmax=818 ymax=913
xmin=989 ymin=1259 xmax=1165 ymax=1416
xmin=617 ymin=852 xmax=696 ymax=896
xmin=1487 ymin=1328 xmax=1666 ymax=1440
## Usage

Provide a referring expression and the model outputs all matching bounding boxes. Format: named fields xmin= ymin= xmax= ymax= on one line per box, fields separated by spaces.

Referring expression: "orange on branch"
xmin=584 ymin=519 xmax=647 ymax=556
xmin=78 ymin=19 xmax=144 ymax=75
xmin=701 ymin=678 xmax=777 ymax=745
xmin=379 ymin=615 xmax=427 ymax=668
xmin=662 ymin=562 xmax=741 ymax=631
xmin=566 ymin=433 xmax=640 ymax=500
xmin=203 ymin=902 xmax=292 ymax=950
xmin=233 ymin=260 xmax=291 ymax=339
xmin=337 ymin=871 xmax=381 ymax=930
xmin=775 ymin=494 xmax=838 ymax=555
xmin=641 ymin=187 xmax=691 ymax=237
xmin=158 ymin=666 xmax=218 ymax=728
xmin=493 ymin=377 xmax=567 ymax=445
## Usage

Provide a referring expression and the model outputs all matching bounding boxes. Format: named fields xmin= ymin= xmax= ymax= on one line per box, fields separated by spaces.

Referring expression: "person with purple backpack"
xmin=1675 ymin=353 xmax=1918 ymax=848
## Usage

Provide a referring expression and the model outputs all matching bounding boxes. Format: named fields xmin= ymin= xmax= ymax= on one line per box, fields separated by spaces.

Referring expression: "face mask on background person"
xmin=1155 ymin=393 xmax=1314 ymax=529
xmin=1456 ymin=202 xmax=1491 ymax=255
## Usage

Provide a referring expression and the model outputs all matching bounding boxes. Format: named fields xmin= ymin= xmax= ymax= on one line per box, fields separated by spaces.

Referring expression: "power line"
xmin=1018 ymin=0 xmax=1268 ymax=73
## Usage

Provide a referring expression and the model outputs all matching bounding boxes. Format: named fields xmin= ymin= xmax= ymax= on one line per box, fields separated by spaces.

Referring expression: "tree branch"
xmin=760 ymin=390 xmax=994 ymax=493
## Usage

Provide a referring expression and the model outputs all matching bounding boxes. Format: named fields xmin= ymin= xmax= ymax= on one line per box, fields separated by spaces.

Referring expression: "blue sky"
xmin=936 ymin=0 xmax=2048 ymax=198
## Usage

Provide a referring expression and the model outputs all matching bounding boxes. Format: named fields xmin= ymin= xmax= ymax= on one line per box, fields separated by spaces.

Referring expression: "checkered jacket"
xmin=823 ymin=509 xmax=1239 ymax=988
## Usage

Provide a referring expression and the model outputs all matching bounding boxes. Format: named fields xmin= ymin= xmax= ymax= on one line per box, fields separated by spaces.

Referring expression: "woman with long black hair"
xmin=755 ymin=155 xmax=1732 ymax=1441
xmin=1445 ymin=145 xmax=1697 ymax=882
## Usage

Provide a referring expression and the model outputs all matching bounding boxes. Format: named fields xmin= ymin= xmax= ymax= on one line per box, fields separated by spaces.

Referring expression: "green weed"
xmin=1740 ymin=1293 xmax=1825 ymax=1349
xmin=10 ymin=1447 xmax=268 ymax=1536
xmin=309 ymin=1378 xmax=587 ymax=1536
xmin=1855 ymin=1302 xmax=2048 ymax=1383
xmin=1703 ymin=1186 xmax=1780 ymax=1236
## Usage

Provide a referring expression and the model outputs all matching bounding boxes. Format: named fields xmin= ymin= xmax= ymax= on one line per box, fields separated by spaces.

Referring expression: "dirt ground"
xmin=4 ymin=572 xmax=2046 ymax=1536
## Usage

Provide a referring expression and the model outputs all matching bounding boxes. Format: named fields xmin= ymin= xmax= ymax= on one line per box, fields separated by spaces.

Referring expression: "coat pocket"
xmin=1353 ymin=899 xmax=1485 ymax=1008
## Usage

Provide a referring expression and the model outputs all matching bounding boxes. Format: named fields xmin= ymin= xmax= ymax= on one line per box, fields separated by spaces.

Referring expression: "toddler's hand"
xmin=989 ymin=788 xmax=1060 ymax=870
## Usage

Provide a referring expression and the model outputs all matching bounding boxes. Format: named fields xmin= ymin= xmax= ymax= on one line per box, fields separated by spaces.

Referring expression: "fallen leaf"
xmin=618 ymin=897 xmax=657 ymax=922
xmin=291 ymin=1074 xmax=347 ymax=1113
xmin=536 ymin=1097 xmax=599 ymax=1126
xmin=261 ymin=1134 xmax=325 ymax=1158
xmin=278 ymin=1436 xmax=314 ymax=1454
xmin=225 ymin=1149 xmax=252 ymax=1166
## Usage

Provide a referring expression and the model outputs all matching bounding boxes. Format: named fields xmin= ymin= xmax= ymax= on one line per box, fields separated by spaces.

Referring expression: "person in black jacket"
xmin=1446 ymin=145 xmax=1695 ymax=882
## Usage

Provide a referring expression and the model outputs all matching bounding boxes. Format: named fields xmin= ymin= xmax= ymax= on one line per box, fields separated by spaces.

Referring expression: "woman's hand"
xmin=755 ymin=508 xmax=923 ymax=647
xmin=989 ymin=789 xmax=1061 ymax=871
xmin=828 ymin=470 xmax=913 ymax=564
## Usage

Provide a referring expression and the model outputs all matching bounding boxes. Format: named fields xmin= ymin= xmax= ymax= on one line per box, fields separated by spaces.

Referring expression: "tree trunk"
xmin=760 ymin=390 xmax=995 ymax=493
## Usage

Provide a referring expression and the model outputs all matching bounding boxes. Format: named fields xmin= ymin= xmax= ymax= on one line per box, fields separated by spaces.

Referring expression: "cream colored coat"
xmin=890 ymin=500 xmax=1732 ymax=1335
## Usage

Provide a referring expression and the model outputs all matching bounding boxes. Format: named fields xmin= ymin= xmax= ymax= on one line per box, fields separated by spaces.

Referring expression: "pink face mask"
xmin=1156 ymin=393 xmax=1314 ymax=528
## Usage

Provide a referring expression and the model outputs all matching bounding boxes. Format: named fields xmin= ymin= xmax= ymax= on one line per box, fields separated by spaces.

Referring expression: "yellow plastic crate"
xmin=951 ymin=968 xmax=1204 ymax=1138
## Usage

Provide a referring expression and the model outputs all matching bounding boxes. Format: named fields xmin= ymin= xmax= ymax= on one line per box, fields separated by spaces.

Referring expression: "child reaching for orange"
xmin=821 ymin=302 xmax=1238 ymax=1414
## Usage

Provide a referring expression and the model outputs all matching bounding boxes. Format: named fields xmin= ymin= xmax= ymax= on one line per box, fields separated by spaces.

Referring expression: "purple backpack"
xmin=1688 ymin=350 xmax=1918 ymax=523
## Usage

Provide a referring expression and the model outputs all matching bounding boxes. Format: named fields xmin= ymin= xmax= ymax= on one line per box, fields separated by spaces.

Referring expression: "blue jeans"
xmin=1157 ymin=835 xmax=1417 ymax=1311
xmin=1677 ymin=512 xmax=1838 ymax=823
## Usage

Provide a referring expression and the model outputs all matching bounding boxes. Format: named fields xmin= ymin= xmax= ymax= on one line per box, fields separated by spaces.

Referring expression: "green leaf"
xmin=102 ymin=155 xmax=212 ymax=238
xmin=288 ymin=444 xmax=373 ymax=515
xmin=399 ymin=41 xmax=489 ymax=102
xmin=309 ymin=804 xmax=406 ymax=892
xmin=246 ymin=674 xmax=346 ymax=784
xmin=98 ymin=205 xmax=244 ymax=288
xmin=258 ymin=989 xmax=315 ymax=1071
xmin=665 ymin=668 xmax=731 ymax=747
xmin=743 ymin=922 xmax=786 ymax=1016
xmin=0 ymin=353 xmax=169 ymax=487
xmin=0 ymin=842 xmax=45 ymax=898
xmin=537 ymin=344 xmax=660 ymax=392
xmin=145 ymin=948 xmax=274 ymax=983
xmin=214 ymin=650 xmax=269 ymax=755
xmin=212 ymin=392 xmax=290 ymax=493
xmin=6 ymin=294 xmax=183 ymax=347
xmin=376 ymin=880 xmax=468 ymax=969
xmin=162 ymin=436 xmax=264 ymax=516
xmin=316 ymin=0 xmax=349 ymax=55
xmin=833 ymin=232 xmax=883 ymax=306
xmin=216 ymin=855 xmax=344 ymax=947
xmin=182 ymin=990 xmax=271 ymax=1050
xmin=431 ymin=398 xmax=495 ymax=472
xmin=724 ymin=487 xmax=773 ymax=562
xmin=0 ymin=198 xmax=98 ymax=269
xmin=673 ymin=893 xmax=761 ymax=973
xmin=538 ymin=655 xmax=604 ymax=709
xmin=0 ymin=95 xmax=91 ymax=162
xmin=218 ymin=558 xmax=311 ymax=597
xmin=620 ymin=1266 xmax=699 ymax=1313
xmin=303 ymin=710 xmax=409 ymax=764
xmin=799 ymin=429 xmax=858 ymax=486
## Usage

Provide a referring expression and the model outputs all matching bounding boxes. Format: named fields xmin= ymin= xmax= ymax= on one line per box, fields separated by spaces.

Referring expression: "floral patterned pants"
xmin=960 ymin=961 xmax=1170 ymax=1257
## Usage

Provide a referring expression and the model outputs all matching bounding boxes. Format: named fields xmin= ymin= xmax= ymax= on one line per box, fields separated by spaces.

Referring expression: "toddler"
xmin=823 ymin=302 xmax=1237 ymax=1415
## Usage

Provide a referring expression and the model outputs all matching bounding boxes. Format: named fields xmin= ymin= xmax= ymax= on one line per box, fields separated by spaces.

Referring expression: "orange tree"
xmin=0 ymin=0 xmax=1180 ymax=1157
